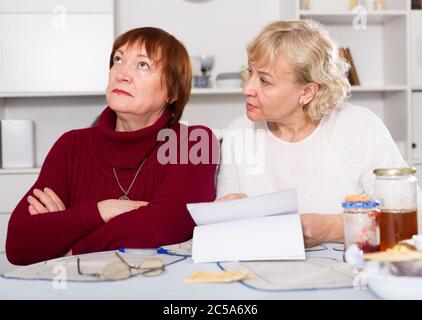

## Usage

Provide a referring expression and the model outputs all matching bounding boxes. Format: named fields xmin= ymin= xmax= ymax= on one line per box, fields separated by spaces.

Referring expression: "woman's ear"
xmin=300 ymin=83 xmax=319 ymax=105
xmin=167 ymin=96 xmax=177 ymax=105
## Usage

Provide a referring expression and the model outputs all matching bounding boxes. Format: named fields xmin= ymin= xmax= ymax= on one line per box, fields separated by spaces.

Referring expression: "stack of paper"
xmin=187 ymin=189 xmax=305 ymax=263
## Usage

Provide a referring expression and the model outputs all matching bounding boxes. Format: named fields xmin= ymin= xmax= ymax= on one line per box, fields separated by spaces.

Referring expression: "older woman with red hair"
xmin=7 ymin=27 xmax=218 ymax=265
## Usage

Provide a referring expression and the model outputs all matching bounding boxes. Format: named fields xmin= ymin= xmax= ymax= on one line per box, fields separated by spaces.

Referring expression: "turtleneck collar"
xmin=93 ymin=106 xmax=172 ymax=169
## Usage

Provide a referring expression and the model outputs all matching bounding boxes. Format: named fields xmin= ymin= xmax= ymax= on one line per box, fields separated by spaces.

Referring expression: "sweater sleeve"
xmin=216 ymin=127 xmax=243 ymax=198
xmin=71 ymin=126 xmax=219 ymax=254
xmin=6 ymin=132 xmax=104 ymax=265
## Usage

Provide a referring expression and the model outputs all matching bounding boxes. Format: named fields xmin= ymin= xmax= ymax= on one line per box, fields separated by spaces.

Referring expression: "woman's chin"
xmin=108 ymin=102 xmax=132 ymax=113
xmin=246 ymin=110 xmax=262 ymax=122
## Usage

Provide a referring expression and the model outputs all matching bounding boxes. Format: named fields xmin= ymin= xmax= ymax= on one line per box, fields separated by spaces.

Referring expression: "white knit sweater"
xmin=217 ymin=103 xmax=421 ymax=226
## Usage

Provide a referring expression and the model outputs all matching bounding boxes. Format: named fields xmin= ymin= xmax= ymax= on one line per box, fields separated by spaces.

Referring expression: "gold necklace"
xmin=111 ymin=122 xmax=167 ymax=200
xmin=112 ymin=140 xmax=161 ymax=200
xmin=113 ymin=156 xmax=148 ymax=200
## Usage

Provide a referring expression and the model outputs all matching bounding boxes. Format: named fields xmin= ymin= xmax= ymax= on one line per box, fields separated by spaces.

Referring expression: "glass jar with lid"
xmin=373 ymin=167 xmax=418 ymax=251
xmin=342 ymin=199 xmax=380 ymax=253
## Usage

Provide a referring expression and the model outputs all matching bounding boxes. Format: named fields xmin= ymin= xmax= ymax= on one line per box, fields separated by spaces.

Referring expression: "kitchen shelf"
xmin=0 ymin=88 xmax=245 ymax=98
xmin=0 ymin=168 xmax=41 ymax=175
xmin=192 ymin=86 xmax=408 ymax=95
xmin=351 ymin=85 xmax=408 ymax=92
xmin=299 ymin=10 xmax=407 ymax=24
xmin=191 ymin=88 xmax=243 ymax=95
xmin=0 ymin=91 xmax=106 ymax=98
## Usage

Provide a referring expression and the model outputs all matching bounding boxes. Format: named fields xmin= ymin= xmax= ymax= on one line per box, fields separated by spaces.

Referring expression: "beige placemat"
xmin=3 ymin=250 xmax=184 ymax=282
xmin=219 ymin=257 xmax=354 ymax=291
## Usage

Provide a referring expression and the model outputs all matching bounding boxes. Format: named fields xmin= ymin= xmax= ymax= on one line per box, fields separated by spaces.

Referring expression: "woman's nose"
xmin=115 ymin=65 xmax=132 ymax=83
xmin=242 ymin=76 xmax=256 ymax=97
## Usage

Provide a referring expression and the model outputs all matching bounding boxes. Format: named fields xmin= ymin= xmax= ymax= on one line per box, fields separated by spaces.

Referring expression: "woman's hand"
xmin=215 ymin=193 xmax=248 ymax=202
xmin=300 ymin=214 xmax=344 ymax=248
xmin=97 ymin=199 xmax=149 ymax=223
xmin=27 ymin=187 xmax=66 ymax=215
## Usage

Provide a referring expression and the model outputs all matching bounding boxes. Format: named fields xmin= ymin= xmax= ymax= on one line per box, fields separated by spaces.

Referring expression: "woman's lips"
xmin=246 ymin=102 xmax=258 ymax=112
xmin=112 ymin=89 xmax=133 ymax=97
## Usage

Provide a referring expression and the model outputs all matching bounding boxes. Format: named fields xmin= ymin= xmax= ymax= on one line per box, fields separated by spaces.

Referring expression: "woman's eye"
xmin=113 ymin=56 xmax=122 ymax=63
xmin=137 ymin=61 xmax=151 ymax=71
xmin=260 ymin=78 xmax=270 ymax=86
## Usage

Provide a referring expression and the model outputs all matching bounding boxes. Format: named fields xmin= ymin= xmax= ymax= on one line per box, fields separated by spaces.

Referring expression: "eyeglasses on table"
xmin=76 ymin=251 xmax=165 ymax=281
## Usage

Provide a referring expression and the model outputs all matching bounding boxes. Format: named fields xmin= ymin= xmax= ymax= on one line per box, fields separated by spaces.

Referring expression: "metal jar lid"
xmin=373 ymin=167 xmax=416 ymax=176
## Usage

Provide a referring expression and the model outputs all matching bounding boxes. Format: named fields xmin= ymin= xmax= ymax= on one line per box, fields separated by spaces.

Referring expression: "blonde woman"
xmin=217 ymin=20 xmax=416 ymax=247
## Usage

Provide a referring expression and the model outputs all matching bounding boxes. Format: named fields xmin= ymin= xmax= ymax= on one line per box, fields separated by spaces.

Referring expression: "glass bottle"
xmin=373 ymin=167 xmax=418 ymax=251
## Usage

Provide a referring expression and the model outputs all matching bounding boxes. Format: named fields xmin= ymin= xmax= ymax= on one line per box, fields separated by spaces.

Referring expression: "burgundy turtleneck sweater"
xmin=6 ymin=107 xmax=219 ymax=265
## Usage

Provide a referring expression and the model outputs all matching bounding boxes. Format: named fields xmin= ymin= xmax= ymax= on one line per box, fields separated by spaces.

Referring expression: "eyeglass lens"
xmin=77 ymin=254 xmax=165 ymax=281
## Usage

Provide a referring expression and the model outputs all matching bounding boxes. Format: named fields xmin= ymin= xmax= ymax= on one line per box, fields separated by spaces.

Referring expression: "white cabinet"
xmin=0 ymin=172 xmax=38 ymax=253
xmin=416 ymin=165 xmax=422 ymax=184
xmin=0 ymin=173 xmax=39 ymax=213
xmin=411 ymin=11 xmax=422 ymax=88
xmin=0 ymin=213 xmax=11 ymax=253
xmin=0 ymin=171 xmax=38 ymax=275
xmin=0 ymin=252 xmax=15 ymax=274
xmin=413 ymin=92 xmax=422 ymax=160
xmin=0 ymin=0 xmax=114 ymax=94
xmin=415 ymin=164 xmax=422 ymax=233
xmin=410 ymin=11 xmax=422 ymax=164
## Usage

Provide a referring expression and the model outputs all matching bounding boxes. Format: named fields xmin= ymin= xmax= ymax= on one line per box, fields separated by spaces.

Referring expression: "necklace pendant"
xmin=119 ymin=195 xmax=129 ymax=200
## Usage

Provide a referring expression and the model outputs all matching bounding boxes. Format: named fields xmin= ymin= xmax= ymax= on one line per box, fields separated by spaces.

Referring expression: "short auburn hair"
xmin=109 ymin=27 xmax=192 ymax=126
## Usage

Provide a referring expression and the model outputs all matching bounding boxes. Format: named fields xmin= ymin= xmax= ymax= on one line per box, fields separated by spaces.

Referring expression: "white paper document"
xmin=187 ymin=189 xmax=305 ymax=263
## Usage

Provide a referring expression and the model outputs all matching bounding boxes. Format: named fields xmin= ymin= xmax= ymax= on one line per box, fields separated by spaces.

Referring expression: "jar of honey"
xmin=373 ymin=167 xmax=418 ymax=251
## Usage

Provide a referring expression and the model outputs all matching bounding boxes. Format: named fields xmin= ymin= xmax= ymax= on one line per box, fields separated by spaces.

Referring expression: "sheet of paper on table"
xmin=187 ymin=189 xmax=305 ymax=263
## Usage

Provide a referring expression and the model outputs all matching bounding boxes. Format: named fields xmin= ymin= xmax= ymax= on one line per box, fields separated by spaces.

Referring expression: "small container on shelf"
xmin=373 ymin=0 xmax=385 ymax=10
xmin=215 ymin=72 xmax=243 ymax=89
xmin=193 ymin=75 xmax=211 ymax=88
xmin=342 ymin=196 xmax=380 ymax=253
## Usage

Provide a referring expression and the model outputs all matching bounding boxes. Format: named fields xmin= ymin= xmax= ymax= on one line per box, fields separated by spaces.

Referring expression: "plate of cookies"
xmin=364 ymin=241 xmax=422 ymax=299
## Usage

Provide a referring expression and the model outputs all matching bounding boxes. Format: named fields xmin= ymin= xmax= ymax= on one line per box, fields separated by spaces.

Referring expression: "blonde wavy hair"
xmin=247 ymin=20 xmax=351 ymax=122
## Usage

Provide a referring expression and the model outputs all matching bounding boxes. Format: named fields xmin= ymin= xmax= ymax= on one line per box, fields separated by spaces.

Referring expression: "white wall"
xmin=116 ymin=0 xmax=280 ymax=79
xmin=3 ymin=0 xmax=284 ymax=166
xmin=115 ymin=0 xmax=283 ymax=129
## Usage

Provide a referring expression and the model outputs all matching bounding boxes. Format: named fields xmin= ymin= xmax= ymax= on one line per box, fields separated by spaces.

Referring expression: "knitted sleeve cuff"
xmin=71 ymin=201 xmax=104 ymax=255
xmin=76 ymin=201 xmax=104 ymax=232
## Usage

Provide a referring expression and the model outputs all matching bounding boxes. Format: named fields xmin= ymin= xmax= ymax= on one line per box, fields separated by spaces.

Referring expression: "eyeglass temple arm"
xmin=77 ymin=257 xmax=104 ymax=278
xmin=114 ymin=251 xmax=165 ymax=274
xmin=76 ymin=257 xmax=82 ymax=274
xmin=114 ymin=251 xmax=138 ymax=269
